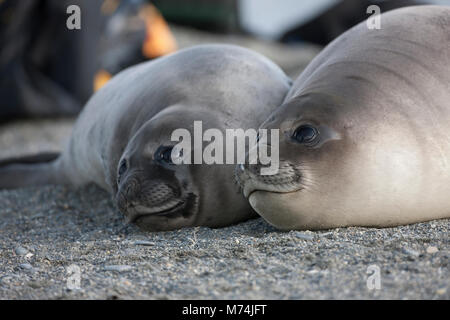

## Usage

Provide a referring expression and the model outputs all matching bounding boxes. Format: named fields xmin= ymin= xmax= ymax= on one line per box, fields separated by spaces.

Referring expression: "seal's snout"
xmin=235 ymin=161 xmax=304 ymax=198
xmin=116 ymin=175 xmax=188 ymax=222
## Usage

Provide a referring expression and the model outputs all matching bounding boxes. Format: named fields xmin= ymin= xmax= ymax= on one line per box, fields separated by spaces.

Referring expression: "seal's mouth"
xmin=235 ymin=162 xmax=303 ymax=198
xmin=242 ymin=180 xmax=303 ymax=198
xmin=125 ymin=192 xmax=199 ymax=223
xmin=116 ymin=175 xmax=200 ymax=223
xmin=129 ymin=198 xmax=185 ymax=221
xmin=126 ymin=197 xmax=186 ymax=223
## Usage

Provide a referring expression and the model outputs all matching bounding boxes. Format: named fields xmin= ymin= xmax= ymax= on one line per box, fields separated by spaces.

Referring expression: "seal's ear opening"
xmin=0 ymin=152 xmax=61 ymax=189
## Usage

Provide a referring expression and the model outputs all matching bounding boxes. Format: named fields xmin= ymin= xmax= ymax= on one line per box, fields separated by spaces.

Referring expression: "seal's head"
xmin=235 ymin=93 xmax=345 ymax=230
xmin=115 ymin=105 xmax=254 ymax=231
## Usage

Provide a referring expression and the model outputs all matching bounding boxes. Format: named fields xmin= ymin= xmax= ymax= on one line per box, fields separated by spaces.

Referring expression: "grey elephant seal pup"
xmin=236 ymin=6 xmax=450 ymax=230
xmin=0 ymin=44 xmax=291 ymax=231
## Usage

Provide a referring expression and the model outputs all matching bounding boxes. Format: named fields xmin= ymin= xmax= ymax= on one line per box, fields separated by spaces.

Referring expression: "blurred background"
xmin=0 ymin=0 xmax=448 ymax=125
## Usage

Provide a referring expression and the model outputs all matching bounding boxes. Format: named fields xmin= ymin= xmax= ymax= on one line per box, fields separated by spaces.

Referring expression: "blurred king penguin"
xmin=0 ymin=0 xmax=177 ymax=121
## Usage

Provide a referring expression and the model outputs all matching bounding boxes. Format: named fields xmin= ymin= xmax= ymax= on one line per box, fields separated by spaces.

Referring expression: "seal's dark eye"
xmin=156 ymin=146 xmax=174 ymax=164
xmin=293 ymin=125 xmax=318 ymax=144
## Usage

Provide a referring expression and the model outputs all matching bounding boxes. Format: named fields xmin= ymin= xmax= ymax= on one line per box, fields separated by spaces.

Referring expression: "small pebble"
xmin=318 ymin=232 xmax=333 ymax=238
xmin=307 ymin=269 xmax=320 ymax=274
xmin=15 ymin=246 xmax=28 ymax=256
xmin=133 ymin=240 xmax=155 ymax=246
xmin=19 ymin=263 xmax=33 ymax=270
xmin=121 ymin=280 xmax=132 ymax=286
xmin=293 ymin=232 xmax=314 ymax=241
xmin=436 ymin=288 xmax=446 ymax=295
xmin=402 ymin=247 xmax=420 ymax=257
xmin=426 ymin=246 xmax=438 ymax=254
xmin=104 ymin=265 xmax=133 ymax=272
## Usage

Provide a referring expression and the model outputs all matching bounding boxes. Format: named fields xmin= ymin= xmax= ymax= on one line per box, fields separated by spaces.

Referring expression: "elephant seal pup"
xmin=0 ymin=44 xmax=291 ymax=231
xmin=236 ymin=6 xmax=450 ymax=230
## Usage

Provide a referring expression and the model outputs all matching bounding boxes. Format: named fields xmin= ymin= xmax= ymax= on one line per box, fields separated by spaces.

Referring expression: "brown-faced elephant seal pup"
xmin=0 ymin=44 xmax=291 ymax=231
xmin=236 ymin=6 xmax=450 ymax=230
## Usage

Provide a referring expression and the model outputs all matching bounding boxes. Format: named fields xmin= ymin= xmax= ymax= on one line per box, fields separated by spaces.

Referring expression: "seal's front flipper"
xmin=0 ymin=152 xmax=62 ymax=189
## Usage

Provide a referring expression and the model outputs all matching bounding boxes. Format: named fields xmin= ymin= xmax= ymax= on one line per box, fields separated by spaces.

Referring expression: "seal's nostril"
xmin=117 ymin=159 xmax=129 ymax=185
xmin=118 ymin=159 xmax=128 ymax=176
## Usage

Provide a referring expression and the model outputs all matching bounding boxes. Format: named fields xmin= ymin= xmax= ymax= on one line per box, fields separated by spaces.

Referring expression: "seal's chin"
xmin=248 ymin=190 xmax=306 ymax=230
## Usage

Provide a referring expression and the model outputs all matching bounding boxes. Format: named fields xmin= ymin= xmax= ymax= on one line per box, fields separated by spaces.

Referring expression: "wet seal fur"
xmin=236 ymin=6 xmax=450 ymax=230
xmin=0 ymin=44 xmax=291 ymax=231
